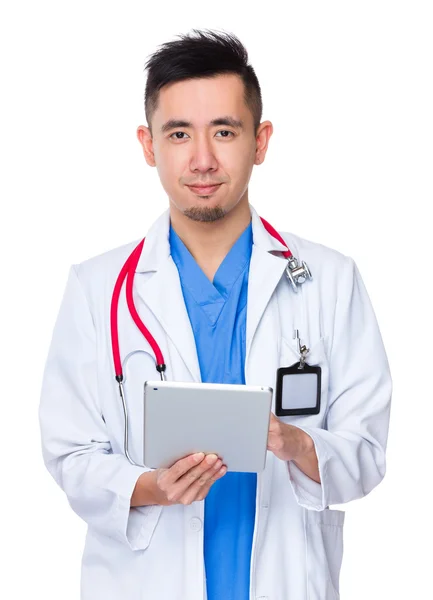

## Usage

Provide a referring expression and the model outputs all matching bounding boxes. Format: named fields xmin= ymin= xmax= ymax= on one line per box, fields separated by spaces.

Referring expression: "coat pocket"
xmin=305 ymin=508 xmax=345 ymax=599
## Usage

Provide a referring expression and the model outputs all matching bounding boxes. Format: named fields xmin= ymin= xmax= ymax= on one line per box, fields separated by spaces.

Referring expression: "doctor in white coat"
xmin=39 ymin=29 xmax=392 ymax=600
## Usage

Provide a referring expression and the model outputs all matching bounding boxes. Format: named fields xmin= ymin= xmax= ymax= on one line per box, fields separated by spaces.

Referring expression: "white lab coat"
xmin=39 ymin=203 xmax=392 ymax=600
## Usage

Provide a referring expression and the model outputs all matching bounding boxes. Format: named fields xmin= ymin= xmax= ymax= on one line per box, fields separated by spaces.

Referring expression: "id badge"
xmin=275 ymin=361 xmax=321 ymax=416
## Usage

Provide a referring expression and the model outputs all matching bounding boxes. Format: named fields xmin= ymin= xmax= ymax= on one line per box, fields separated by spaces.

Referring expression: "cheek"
xmin=226 ymin=142 xmax=255 ymax=178
xmin=155 ymin=155 xmax=188 ymax=199
xmin=217 ymin=156 xmax=253 ymax=193
xmin=155 ymin=149 xmax=179 ymax=180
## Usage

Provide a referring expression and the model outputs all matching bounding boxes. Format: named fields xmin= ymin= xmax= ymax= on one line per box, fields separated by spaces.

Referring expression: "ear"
xmin=254 ymin=120 xmax=274 ymax=165
xmin=136 ymin=125 xmax=156 ymax=167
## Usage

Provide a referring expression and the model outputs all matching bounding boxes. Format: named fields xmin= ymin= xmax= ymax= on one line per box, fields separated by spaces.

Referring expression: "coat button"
xmin=190 ymin=517 xmax=202 ymax=532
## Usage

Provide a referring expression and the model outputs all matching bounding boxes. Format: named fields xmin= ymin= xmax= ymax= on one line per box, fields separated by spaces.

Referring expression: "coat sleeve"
xmin=38 ymin=264 xmax=162 ymax=550
xmin=287 ymin=255 xmax=392 ymax=510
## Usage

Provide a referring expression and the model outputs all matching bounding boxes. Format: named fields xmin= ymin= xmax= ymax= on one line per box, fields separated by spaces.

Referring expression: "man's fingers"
xmin=159 ymin=454 xmax=222 ymax=503
xmin=268 ymin=413 xmax=281 ymax=431
xmin=183 ymin=454 xmax=220 ymax=483
xmin=180 ymin=462 xmax=227 ymax=505
xmin=194 ymin=464 xmax=227 ymax=502
xmin=160 ymin=452 xmax=206 ymax=487
xmin=174 ymin=454 xmax=220 ymax=497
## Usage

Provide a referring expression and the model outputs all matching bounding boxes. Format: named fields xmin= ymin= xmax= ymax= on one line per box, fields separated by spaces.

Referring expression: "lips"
xmin=188 ymin=184 xmax=222 ymax=194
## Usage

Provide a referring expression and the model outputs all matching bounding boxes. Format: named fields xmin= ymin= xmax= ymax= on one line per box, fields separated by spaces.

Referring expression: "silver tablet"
xmin=143 ymin=380 xmax=273 ymax=473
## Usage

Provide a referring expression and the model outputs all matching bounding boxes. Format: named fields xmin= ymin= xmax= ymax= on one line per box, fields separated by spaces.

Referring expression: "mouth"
xmin=187 ymin=183 xmax=222 ymax=195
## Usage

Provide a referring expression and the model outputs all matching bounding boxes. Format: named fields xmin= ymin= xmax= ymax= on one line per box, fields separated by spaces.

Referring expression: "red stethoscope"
xmin=110 ymin=216 xmax=312 ymax=465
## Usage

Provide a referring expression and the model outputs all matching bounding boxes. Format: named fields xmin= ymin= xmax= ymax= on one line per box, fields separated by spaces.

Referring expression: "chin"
xmin=183 ymin=204 xmax=227 ymax=223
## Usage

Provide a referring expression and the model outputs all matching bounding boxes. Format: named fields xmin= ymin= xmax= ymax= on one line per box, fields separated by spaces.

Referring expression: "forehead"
xmin=154 ymin=74 xmax=250 ymax=127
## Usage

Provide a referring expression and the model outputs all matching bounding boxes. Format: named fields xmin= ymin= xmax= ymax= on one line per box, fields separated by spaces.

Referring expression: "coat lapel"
xmin=133 ymin=209 xmax=202 ymax=382
xmin=245 ymin=206 xmax=289 ymax=368
xmin=131 ymin=204 xmax=289 ymax=383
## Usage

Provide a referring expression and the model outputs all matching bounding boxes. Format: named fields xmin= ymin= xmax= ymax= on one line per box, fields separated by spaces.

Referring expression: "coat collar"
xmin=135 ymin=203 xmax=288 ymax=274
xmin=133 ymin=203 xmax=290 ymax=382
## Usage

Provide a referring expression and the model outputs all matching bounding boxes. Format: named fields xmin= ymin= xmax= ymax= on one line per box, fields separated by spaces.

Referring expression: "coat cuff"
xmin=112 ymin=464 xmax=163 ymax=551
xmin=287 ymin=426 xmax=328 ymax=511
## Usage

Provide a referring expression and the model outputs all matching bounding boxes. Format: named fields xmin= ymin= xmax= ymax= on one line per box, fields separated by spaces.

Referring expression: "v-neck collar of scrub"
xmin=169 ymin=220 xmax=253 ymax=325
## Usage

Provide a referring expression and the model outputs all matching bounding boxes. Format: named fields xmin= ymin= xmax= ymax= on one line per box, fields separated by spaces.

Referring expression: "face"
xmin=137 ymin=74 xmax=273 ymax=222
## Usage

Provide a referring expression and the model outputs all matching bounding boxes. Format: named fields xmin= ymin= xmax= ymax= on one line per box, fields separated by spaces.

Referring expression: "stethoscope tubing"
xmin=110 ymin=216 xmax=293 ymax=382
xmin=109 ymin=215 xmax=307 ymax=466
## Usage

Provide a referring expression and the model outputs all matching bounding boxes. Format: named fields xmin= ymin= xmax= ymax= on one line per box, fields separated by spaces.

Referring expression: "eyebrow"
xmin=160 ymin=116 xmax=244 ymax=134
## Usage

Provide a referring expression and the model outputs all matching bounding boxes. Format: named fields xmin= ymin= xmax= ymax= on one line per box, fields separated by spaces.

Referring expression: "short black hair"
xmin=143 ymin=28 xmax=263 ymax=137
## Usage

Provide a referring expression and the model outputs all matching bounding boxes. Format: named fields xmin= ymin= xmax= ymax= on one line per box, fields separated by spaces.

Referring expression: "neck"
xmin=169 ymin=197 xmax=252 ymax=280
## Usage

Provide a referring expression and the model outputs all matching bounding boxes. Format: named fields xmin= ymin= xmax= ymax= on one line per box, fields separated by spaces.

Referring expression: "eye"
xmin=169 ymin=131 xmax=190 ymax=140
xmin=215 ymin=130 xmax=235 ymax=138
xmin=168 ymin=130 xmax=235 ymax=140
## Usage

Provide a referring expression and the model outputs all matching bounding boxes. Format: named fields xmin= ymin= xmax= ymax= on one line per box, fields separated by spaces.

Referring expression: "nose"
xmin=189 ymin=133 xmax=219 ymax=173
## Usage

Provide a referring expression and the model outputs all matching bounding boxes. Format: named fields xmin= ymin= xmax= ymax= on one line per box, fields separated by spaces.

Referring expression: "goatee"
xmin=183 ymin=205 xmax=226 ymax=222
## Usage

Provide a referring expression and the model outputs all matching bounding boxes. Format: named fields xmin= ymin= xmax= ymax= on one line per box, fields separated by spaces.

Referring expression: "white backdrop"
xmin=1 ymin=1 xmax=432 ymax=598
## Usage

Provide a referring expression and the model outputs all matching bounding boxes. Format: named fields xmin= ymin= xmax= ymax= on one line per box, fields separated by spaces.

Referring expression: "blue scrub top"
xmin=169 ymin=219 xmax=257 ymax=600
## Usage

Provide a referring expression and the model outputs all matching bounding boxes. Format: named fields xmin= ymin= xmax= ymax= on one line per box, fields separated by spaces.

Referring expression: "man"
xmin=39 ymin=29 xmax=392 ymax=600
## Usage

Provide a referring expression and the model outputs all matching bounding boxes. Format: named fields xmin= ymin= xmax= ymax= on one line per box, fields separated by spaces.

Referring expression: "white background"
xmin=1 ymin=1 xmax=432 ymax=598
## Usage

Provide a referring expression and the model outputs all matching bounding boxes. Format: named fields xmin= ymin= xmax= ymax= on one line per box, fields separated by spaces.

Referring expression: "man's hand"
xmin=267 ymin=412 xmax=321 ymax=483
xmin=267 ymin=412 xmax=312 ymax=460
xmin=132 ymin=452 xmax=227 ymax=507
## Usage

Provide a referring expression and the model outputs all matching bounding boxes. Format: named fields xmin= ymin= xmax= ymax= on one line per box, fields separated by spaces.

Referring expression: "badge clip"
xmin=294 ymin=329 xmax=309 ymax=370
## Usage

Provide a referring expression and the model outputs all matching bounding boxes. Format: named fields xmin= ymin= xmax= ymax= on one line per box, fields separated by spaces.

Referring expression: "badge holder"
xmin=275 ymin=330 xmax=321 ymax=416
